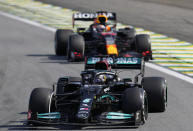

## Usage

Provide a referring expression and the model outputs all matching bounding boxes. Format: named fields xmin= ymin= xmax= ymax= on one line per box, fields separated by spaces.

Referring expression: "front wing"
xmin=28 ymin=111 xmax=142 ymax=127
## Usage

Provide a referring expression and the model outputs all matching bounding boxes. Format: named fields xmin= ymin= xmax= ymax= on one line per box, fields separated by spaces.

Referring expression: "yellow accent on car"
xmin=106 ymin=44 xmax=118 ymax=55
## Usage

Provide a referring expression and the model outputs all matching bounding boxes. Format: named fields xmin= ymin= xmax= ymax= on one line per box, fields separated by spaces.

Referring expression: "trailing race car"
xmin=55 ymin=12 xmax=152 ymax=61
xmin=27 ymin=56 xmax=167 ymax=127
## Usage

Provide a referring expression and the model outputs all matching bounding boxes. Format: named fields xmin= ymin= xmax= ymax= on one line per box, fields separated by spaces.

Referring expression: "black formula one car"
xmin=55 ymin=12 xmax=152 ymax=61
xmin=27 ymin=56 xmax=167 ymax=127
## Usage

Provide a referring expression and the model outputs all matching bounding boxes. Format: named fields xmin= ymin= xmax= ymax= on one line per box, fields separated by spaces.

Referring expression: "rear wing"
xmin=72 ymin=12 xmax=117 ymax=28
xmin=85 ymin=56 xmax=143 ymax=70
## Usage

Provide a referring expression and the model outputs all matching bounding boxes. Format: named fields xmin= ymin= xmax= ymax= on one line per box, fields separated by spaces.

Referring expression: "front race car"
xmin=27 ymin=56 xmax=149 ymax=127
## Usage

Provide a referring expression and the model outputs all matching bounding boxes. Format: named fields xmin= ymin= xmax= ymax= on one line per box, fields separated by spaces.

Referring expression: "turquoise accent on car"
xmin=106 ymin=115 xmax=131 ymax=119
xmin=108 ymin=112 xmax=133 ymax=116
xmin=83 ymin=98 xmax=91 ymax=103
xmin=100 ymin=95 xmax=115 ymax=101
xmin=106 ymin=112 xmax=133 ymax=119
xmin=37 ymin=112 xmax=61 ymax=119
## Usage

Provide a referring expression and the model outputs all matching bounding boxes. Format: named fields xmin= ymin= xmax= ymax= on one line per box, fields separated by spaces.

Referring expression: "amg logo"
xmin=74 ymin=13 xmax=114 ymax=19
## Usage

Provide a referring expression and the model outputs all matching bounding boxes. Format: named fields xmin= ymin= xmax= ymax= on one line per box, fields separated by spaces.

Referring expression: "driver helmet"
xmin=96 ymin=14 xmax=108 ymax=24
xmin=96 ymin=24 xmax=106 ymax=32
xmin=95 ymin=74 xmax=107 ymax=84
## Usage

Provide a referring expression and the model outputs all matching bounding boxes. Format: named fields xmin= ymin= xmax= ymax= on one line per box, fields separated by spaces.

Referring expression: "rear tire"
xmin=67 ymin=35 xmax=85 ymax=61
xmin=135 ymin=34 xmax=151 ymax=53
xmin=55 ymin=29 xmax=74 ymax=56
xmin=118 ymin=27 xmax=136 ymax=39
xmin=142 ymin=77 xmax=167 ymax=112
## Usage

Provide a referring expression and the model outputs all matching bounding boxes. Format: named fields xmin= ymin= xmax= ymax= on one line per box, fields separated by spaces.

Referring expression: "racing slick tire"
xmin=142 ymin=77 xmax=167 ymax=112
xmin=28 ymin=88 xmax=55 ymax=126
xmin=55 ymin=29 xmax=74 ymax=56
xmin=118 ymin=27 xmax=136 ymax=39
xmin=135 ymin=34 xmax=151 ymax=53
xmin=122 ymin=88 xmax=148 ymax=125
xmin=67 ymin=34 xmax=85 ymax=61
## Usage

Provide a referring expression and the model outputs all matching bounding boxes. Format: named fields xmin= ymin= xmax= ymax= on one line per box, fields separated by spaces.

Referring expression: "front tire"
xmin=28 ymin=88 xmax=54 ymax=125
xmin=122 ymin=88 xmax=148 ymax=125
xmin=142 ymin=77 xmax=167 ymax=112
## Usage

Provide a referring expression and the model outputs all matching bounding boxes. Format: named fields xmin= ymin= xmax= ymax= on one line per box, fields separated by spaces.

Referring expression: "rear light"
xmin=142 ymin=50 xmax=151 ymax=56
xmin=73 ymin=52 xmax=78 ymax=55
xmin=73 ymin=52 xmax=82 ymax=58
xmin=142 ymin=52 xmax=147 ymax=56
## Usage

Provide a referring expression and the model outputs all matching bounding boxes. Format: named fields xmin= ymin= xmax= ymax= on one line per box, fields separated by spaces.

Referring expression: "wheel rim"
xmin=55 ymin=36 xmax=58 ymax=53
xmin=163 ymin=87 xmax=167 ymax=110
xmin=68 ymin=51 xmax=75 ymax=61
xmin=142 ymin=98 xmax=148 ymax=124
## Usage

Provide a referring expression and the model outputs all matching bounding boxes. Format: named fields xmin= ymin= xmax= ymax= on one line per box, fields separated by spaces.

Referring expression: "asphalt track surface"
xmin=0 ymin=0 xmax=193 ymax=131
xmin=37 ymin=0 xmax=193 ymax=43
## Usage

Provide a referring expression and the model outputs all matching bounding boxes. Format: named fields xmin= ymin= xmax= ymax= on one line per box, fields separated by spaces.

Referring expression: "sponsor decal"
xmin=80 ymin=108 xmax=89 ymax=111
xmin=78 ymin=111 xmax=89 ymax=114
xmin=104 ymin=87 xmax=110 ymax=93
xmin=83 ymin=98 xmax=91 ymax=103
xmin=87 ymin=57 xmax=141 ymax=64
xmin=82 ymin=104 xmax=89 ymax=107
xmin=74 ymin=13 xmax=114 ymax=19
xmin=77 ymin=113 xmax=89 ymax=119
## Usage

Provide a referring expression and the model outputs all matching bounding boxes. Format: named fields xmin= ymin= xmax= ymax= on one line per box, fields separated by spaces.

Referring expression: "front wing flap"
xmin=28 ymin=111 xmax=141 ymax=126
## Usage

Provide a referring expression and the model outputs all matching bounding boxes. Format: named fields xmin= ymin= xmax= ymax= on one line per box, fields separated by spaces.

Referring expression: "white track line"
xmin=0 ymin=11 xmax=56 ymax=32
xmin=1 ymin=10 xmax=193 ymax=84
xmin=146 ymin=63 xmax=193 ymax=84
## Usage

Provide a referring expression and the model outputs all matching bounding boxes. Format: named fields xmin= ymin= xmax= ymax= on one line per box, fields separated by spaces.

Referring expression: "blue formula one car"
xmin=55 ymin=11 xmax=152 ymax=62
xmin=27 ymin=55 xmax=167 ymax=128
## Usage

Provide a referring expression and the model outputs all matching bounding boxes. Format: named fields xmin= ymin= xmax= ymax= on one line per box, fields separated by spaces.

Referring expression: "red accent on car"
xmin=142 ymin=52 xmax=147 ymax=56
xmin=124 ymin=54 xmax=132 ymax=57
xmin=73 ymin=52 xmax=82 ymax=58
xmin=101 ymin=32 xmax=116 ymax=36
xmin=73 ymin=52 xmax=78 ymax=55
xmin=27 ymin=110 xmax=32 ymax=120
xmin=84 ymin=57 xmax=87 ymax=63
